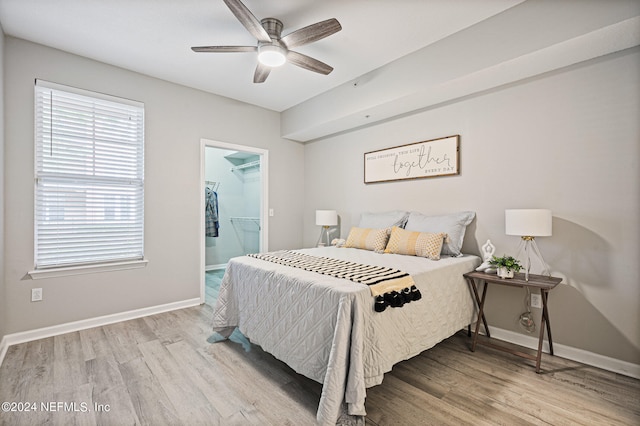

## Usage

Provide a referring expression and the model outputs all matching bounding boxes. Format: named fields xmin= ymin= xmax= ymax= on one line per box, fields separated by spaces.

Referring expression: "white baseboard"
xmin=483 ymin=326 xmax=640 ymax=379
xmin=0 ymin=337 xmax=8 ymax=368
xmin=205 ymin=263 xmax=227 ymax=271
xmin=0 ymin=297 xmax=201 ymax=367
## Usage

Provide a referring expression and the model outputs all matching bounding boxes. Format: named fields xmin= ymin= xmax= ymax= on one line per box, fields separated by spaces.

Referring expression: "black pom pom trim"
xmin=374 ymin=286 xmax=422 ymax=312
xmin=411 ymin=285 xmax=422 ymax=301
xmin=374 ymin=295 xmax=387 ymax=312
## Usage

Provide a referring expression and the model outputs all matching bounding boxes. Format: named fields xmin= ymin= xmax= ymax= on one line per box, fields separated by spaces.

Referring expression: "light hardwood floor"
xmin=1 ymin=301 xmax=638 ymax=425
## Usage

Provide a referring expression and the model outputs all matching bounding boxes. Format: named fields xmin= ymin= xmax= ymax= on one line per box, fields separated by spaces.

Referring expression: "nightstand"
xmin=463 ymin=270 xmax=562 ymax=373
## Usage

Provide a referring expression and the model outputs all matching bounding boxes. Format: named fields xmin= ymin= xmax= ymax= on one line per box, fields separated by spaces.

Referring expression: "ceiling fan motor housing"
xmin=261 ymin=17 xmax=283 ymax=39
xmin=257 ymin=18 xmax=286 ymax=67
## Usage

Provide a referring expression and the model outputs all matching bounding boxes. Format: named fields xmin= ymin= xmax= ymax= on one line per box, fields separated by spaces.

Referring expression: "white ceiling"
xmin=0 ymin=0 xmax=525 ymax=112
xmin=1 ymin=0 xmax=639 ymax=141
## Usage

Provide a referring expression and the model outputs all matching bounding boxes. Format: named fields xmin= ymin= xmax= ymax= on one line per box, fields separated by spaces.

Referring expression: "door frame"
xmin=199 ymin=138 xmax=269 ymax=304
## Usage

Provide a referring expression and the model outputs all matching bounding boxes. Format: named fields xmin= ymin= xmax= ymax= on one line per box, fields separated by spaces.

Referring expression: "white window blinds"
xmin=34 ymin=80 xmax=145 ymax=269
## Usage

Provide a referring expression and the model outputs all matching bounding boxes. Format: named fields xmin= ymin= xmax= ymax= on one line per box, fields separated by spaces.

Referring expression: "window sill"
xmin=28 ymin=259 xmax=149 ymax=280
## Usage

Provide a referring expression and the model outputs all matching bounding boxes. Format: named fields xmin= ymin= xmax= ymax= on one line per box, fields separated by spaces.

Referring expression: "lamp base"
xmin=316 ymin=226 xmax=331 ymax=247
xmin=515 ymin=237 xmax=550 ymax=281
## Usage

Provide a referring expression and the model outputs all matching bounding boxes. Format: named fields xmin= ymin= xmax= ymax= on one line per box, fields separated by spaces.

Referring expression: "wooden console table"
xmin=463 ymin=270 xmax=562 ymax=373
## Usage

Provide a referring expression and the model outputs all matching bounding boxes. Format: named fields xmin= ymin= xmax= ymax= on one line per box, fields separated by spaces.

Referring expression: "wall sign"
xmin=364 ymin=135 xmax=460 ymax=184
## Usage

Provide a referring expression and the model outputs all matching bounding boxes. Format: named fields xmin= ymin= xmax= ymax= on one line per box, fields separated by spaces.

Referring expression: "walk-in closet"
xmin=204 ymin=147 xmax=262 ymax=270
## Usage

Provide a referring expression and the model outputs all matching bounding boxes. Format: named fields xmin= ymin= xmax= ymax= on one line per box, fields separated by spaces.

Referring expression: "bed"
xmin=211 ymin=211 xmax=480 ymax=425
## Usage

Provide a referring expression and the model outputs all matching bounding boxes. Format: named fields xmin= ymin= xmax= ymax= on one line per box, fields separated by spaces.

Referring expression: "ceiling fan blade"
xmin=280 ymin=18 xmax=341 ymax=49
xmin=287 ymin=51 xmax=334 ymax=75
xmin=223 ymin=0 xmax=271 ymax=43
xmin=191 ymin=46 xmax=257 ymax=53
xmin=253 ymin=63 xmax=271 ymax=83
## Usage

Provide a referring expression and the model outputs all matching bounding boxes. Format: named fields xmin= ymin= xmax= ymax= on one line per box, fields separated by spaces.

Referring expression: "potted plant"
xmin=489 ymin=255 xmax=522 ymax=279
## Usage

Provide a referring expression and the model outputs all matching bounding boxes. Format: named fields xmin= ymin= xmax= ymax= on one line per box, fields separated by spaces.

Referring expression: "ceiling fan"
xmin=191 ymin=0 xmax=342 ymax=83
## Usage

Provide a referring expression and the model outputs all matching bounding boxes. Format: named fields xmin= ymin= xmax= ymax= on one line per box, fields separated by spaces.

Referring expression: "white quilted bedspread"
xmin=211 ymin=247 xmax=480 ymax=425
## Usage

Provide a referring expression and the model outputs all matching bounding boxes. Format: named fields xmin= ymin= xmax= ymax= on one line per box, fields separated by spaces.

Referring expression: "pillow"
xmin=404 ymin=211 xmax=475 ymax=257
xmin=358 ymin=210 xmax=409 ymax=229
xmin=344 ymin=227 xmax=390 ymax=252
xmin=384 ymin=226 xmax=446 ymax=260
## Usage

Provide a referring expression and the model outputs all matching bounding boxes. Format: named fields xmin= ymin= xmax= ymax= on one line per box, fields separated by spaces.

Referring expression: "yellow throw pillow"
xmin=344 ymin=227 xmax=390 ymax=252
xmin=384 ymin=226 xmax=446 ymax=260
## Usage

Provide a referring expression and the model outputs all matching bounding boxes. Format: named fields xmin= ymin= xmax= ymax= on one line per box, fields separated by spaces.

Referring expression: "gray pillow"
xmin=358 ymin=210 xmax=409 ymax=229
xmin=404 ymin=211 xmax=475 ymax=257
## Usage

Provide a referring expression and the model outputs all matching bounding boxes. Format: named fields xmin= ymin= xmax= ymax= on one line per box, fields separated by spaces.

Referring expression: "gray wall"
xmin=0 ymin=23 xmax=6 ymax=342
xmin=3 ymin=36 xmax=304 ymax=334
xmin=303 ymin=48 xmax=640 ymax=365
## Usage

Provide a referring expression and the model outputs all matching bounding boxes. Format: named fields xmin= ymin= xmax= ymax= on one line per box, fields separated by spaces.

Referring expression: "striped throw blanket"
xmin=248 ymin=250 xmax=421 ymax=312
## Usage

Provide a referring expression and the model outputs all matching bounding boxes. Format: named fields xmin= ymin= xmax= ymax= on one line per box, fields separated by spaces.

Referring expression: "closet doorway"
xmin=200 ymin=138 xmax=269 ymax=304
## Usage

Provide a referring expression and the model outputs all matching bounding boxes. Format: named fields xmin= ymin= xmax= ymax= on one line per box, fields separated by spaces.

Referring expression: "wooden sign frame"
xmin=364 ymin=135 xmax=460 ymax=184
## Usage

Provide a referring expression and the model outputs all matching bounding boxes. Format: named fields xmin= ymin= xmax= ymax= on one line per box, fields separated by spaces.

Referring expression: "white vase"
xmin=497 ymin=267 xmax=514 ymax=279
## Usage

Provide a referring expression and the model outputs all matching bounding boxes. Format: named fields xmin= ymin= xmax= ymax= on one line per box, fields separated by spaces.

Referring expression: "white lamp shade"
xmin=505 ymin=209 xmax=552 ymax=237
xmin=316 ymin=210 xmax=338 ymax=226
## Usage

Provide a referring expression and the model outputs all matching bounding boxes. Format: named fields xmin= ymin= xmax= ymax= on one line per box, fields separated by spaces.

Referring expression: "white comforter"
xmin=212 ymin=247 xmax=480 ymax=425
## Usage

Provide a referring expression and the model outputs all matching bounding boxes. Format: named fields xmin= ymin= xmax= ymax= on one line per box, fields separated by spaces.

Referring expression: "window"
xmin=33 ymin=80 xmax=144 ymax=272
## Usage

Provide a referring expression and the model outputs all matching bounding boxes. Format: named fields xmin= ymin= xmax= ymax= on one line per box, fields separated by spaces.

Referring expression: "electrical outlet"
xmin=531 ymin=293 xmax=542 ymax=309
xmin=31 ymin=288 xmax=43 ymax=302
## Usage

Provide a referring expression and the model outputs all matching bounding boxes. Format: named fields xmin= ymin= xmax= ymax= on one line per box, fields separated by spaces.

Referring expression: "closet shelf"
xmin=230 ymin=216 xmax=261 ymax=230
xmin=230 ymin=160 xmax=260 ymax=172
xmin=205 ymin=180 xmax=220 ymax=191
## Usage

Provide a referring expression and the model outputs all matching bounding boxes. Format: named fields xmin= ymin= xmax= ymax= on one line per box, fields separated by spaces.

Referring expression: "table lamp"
xmin=505 ymin=209 xmax=552 ymax=281
xmin=316 ymin=210 xmax=338 ymax=247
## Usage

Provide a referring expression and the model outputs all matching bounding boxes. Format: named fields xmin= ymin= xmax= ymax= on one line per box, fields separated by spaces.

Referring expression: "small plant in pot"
xmin=489 ymin=255 xmax=522 ymax=279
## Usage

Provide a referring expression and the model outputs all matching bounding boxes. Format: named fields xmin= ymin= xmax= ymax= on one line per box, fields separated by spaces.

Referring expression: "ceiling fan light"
xmin=258 ymin=44 xmax=286 ymax=67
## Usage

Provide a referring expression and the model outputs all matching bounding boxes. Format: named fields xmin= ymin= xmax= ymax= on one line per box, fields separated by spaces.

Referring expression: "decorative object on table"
xmin=331 ymin=238 xmax=346 ymax=247
xmin=475 ymin=239 xmax=496 ymax=271
xmin=364 ymin=135 xmax=460 ymax=183
xmin=488 ymin=255 xmax=522 ymax=279
xmin=316 ymin=210 xmax=338 ymax=247
xmin=505 ymin=209 xmax=552 ymax=281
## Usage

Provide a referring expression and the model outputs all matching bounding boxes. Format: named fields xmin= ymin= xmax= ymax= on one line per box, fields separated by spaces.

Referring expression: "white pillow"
xmin=404 ymin=211 xmax=475 ymax=257
xmin=358 ymin=210 xmax=409 ymax=229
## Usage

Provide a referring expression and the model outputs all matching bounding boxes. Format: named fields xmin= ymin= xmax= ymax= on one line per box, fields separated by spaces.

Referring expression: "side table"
xmin=463 ymin=270 xmax=562 ymax=373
